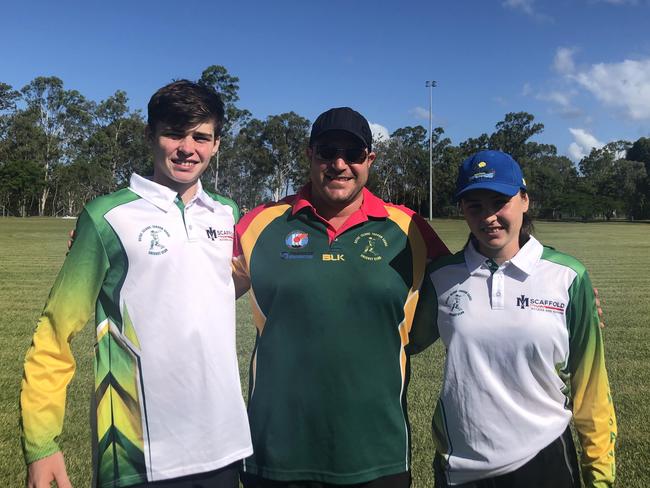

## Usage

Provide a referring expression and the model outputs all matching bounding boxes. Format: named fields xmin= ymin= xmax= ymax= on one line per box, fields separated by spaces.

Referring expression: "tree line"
xmin=1 ymin=65 xmax=649 ymax=220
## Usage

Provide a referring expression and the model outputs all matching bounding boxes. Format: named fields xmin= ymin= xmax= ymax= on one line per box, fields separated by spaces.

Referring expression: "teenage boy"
xmin=20 ymin=80 xmax=252 ymax=488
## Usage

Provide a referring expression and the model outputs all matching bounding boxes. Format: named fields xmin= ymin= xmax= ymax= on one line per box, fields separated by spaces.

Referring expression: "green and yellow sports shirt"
xmin=233 ymin=185 xmax=449 ymax=484
xmin=21 ymin=175 xmax=252 ymax=487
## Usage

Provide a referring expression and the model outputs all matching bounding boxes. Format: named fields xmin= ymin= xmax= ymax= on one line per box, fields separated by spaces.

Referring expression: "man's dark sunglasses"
xmin=314 ymin=145 xmax=368 ymax=164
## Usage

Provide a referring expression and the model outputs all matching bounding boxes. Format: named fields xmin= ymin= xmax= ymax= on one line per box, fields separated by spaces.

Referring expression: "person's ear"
xmin=367 ymin=151 xmax=376 ymax=168
xmin=520 ymin=191 xmax=530 ymax=213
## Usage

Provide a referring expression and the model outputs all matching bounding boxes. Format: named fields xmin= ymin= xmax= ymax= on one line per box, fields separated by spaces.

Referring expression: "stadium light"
xmin=426 ymin=80 xmax=437 ymax=220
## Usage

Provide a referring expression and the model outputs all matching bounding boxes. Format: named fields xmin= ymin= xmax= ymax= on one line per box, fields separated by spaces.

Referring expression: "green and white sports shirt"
xmin=20 ymin=175 xmax=252 ymax=487
xmin=412 ymin=236 xmax=616 ymax=487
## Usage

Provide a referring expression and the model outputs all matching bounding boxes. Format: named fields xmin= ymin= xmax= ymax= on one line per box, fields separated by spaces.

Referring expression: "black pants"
xmin=434 ymin=427 xmax=580 ymax=488
xmin=129 ymin=461 xmax=240 ymax=488
xmin=240 ymin=470 xmax=411 ymax=488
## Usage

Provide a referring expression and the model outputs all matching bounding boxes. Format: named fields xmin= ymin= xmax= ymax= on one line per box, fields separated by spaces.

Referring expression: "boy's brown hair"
xmin=147 ymin=80 xmax=225 ymax=137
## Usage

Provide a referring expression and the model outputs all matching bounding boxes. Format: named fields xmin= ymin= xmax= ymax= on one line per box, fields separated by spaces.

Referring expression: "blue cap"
xmin=455 ymin=150 xmax=527 ymax=200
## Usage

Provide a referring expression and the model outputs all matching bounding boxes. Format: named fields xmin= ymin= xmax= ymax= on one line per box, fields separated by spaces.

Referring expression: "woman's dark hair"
xmin=519 ymin=190 xmax=534 ymax=246
xmin=147 ymin=80 xmax=225 ymax=137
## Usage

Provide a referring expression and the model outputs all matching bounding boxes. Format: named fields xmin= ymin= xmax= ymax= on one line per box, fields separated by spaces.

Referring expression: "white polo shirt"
xmin=412 ymin=236 xmax=616 ymax=486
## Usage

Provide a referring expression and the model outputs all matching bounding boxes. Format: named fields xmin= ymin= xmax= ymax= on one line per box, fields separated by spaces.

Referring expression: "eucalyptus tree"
xmin=524 ymin=155 xmax=577 ymax=218
xmin=198 ymin=65 xmax=252 ymax=193
xmin=0 ymin=106 xmax=47 ymax=215
xmin=371 ymin=125 xmax=451 ymax=215
xmin=260 ymin=112 xmax=310 ymax=201
xmin=221 ymin=118 xmax=273 ymax=209
xmin=627 ymin=137 xmax=650 ymax=167
xmin=626 ymin=137 xmax=650 ymax=218
xmin=579 ymin=141 xmax=633 ymax=219
xmin=489 ymin=112 xmax=544 ymax=163
xmin=20 ymin=76 xmax=93 ymax=215
xmin=0 ymin=82 xmax=20 ymax=136
xmin=0 ymin=159 xmax=43 ymax=217
xmin=83 ymin=91 xmax=149 ymax=192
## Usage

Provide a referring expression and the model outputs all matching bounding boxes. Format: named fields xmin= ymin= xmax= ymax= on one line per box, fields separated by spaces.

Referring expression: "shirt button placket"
xmin=493 ymin=269 xmax=505 ymax=310
xmin=185 ymin=206 xmax=197 ymax=242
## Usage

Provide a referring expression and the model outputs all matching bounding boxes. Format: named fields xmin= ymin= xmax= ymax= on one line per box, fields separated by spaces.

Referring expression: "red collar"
xmin=291 ymin=184 xmax=388 ymax=241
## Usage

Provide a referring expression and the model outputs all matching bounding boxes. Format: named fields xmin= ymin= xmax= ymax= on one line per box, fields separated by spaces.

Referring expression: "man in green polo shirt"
xmin=233 ymin=107 xmax=450 ymax=487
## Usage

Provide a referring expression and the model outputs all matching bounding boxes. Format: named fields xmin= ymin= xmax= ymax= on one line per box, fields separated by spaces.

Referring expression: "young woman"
xmin=411 ymin=150 xmax=616 ymax=487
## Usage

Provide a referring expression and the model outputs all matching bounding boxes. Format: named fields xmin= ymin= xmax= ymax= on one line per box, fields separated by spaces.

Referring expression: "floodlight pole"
xmin=214 ymin=151 xmax=220 ymax=191
xmin=426 ymin=80 xmax=437 ymax=220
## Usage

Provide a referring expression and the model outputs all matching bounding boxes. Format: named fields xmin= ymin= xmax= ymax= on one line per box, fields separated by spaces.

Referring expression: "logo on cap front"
xmin=470 ymin=161 xmax=496 ymax=181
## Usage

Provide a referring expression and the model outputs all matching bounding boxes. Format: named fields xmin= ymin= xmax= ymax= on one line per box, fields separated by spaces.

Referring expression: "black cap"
xmin=309 ymin=107 xmax=373 ymax=151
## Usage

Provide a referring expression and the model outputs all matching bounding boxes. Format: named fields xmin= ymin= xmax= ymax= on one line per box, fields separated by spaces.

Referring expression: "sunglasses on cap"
xmin=314 ymin=145 xmax=368 ymax=164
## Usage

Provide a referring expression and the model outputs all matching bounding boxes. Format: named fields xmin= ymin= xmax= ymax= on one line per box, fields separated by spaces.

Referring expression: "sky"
xmin=2 ymin=0 xmax=650 ymax=163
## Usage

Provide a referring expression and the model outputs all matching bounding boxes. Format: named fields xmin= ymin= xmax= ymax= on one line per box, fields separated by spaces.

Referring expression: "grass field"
xmin=1 ymin=217 xmax=648 ymax=486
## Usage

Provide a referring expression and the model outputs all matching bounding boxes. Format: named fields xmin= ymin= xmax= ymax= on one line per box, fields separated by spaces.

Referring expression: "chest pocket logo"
xmin=354 ymin=232 xmax=388 ymax=261
xmin=138 ymin=225 xmax=170 ymax=256
xmin=445 ymin=289 xmax=472 ymax=316
xmin=286 ymin=230 xmax=309 ymax=249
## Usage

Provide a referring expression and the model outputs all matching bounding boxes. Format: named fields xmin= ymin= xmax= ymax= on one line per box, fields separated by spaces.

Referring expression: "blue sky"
xmin=2 ymin=0 xmax=650 ymax=162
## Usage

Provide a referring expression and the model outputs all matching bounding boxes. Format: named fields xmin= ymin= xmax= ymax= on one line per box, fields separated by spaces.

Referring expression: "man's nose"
xmin=330 ymin=155 xmax=349 ymax=170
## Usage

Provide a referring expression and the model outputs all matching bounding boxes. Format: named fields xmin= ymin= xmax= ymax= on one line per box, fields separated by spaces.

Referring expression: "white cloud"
xmin=554 ymin=47 xmax=577 ymax=75
xmin=521 ymin=82 xmax=533 ymax=96
xmin=503 ymin=0 xmax=535 ymax=15
xmin=538 ymin=90 xmax=572 ymax=107
xmin=502 ymin=0 xmax=552 ymax=20
xmin=409 ymin=106 xmax=430 ymax=121
xmin=369 ymin=123 xmax=390 ymax=142
xmin=536 ymin=88 xmax=583 ymax=118
xmin=596 ymin=0 xmax=638 ymax=4
xmin=567 ymin=128 xmax=604 ymax=161
xmin=567 ymin=143 xmax=584 ymax=162
xmin=569 ymin=128 xmax=603 ymax=150
xmin=570 ymin=58 xmax=650 ymax=120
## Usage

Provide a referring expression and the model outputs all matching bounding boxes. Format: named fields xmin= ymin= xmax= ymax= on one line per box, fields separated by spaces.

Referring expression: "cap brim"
xmin=455 ymin=182 xmax=522 ymax=200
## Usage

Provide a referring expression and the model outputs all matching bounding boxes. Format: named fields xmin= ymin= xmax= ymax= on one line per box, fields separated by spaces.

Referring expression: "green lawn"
xmin=1 ymin=218 xmax=648 ymax=486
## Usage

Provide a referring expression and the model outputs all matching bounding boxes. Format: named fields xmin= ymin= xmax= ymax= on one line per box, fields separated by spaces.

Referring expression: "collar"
xmin=129 ymin=174 xmax=218 ymax=212
xmin=464 ymin=235 xmax=543 ymax=276
xmin=291 ymin=184 xmax=389 ymax=219
xmin=290 ymin=184 xmax=388 ymax=242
